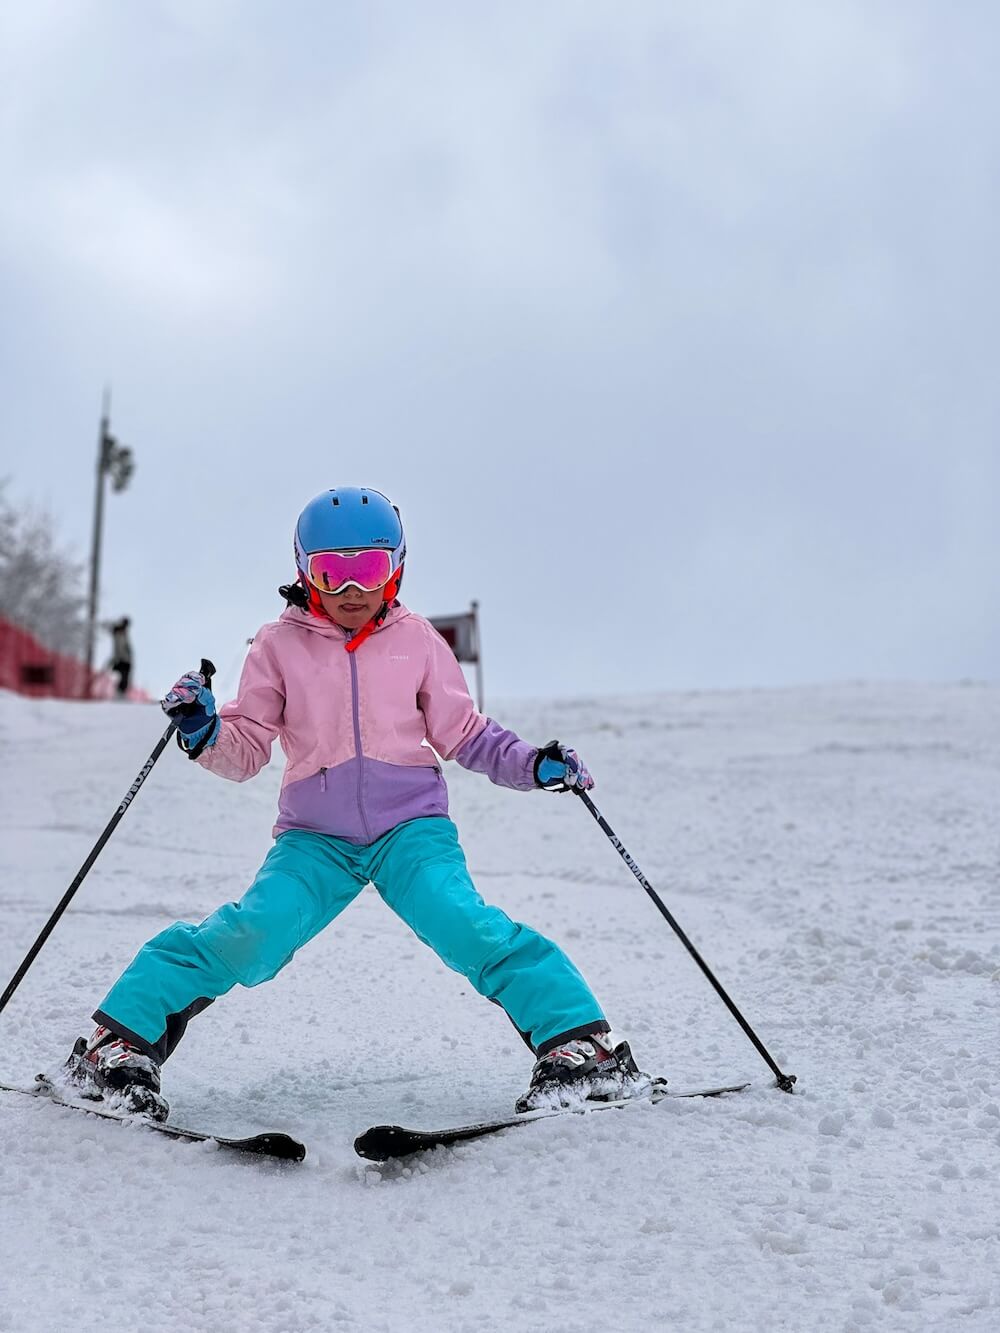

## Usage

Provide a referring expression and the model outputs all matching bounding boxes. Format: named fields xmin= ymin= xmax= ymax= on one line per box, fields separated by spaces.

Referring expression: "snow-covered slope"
xmin=0 ymin=682 xmax=997 ymax=1331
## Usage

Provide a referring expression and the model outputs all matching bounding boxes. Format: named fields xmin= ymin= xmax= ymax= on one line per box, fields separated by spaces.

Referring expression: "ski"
xmin=0 ymin=1078 xmax=306 ymax=1163
xmin=354 ymin=1079 xmax=750 ymax=1161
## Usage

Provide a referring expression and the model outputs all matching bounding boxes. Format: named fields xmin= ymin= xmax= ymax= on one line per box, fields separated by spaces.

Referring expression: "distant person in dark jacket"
xmin=108 ymin=617 xmax=132 ymax=696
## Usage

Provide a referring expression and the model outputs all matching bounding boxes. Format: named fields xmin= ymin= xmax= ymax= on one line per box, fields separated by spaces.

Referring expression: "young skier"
xmin=64 ymin=487 xmax=650 ymax=1121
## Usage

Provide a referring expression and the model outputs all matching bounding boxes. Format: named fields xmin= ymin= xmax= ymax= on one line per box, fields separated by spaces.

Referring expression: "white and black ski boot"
xmin=516 ymin=1030 xmax=652 ymax=1113
xmin=64 ymin=1025 xmax=169 ymax=1121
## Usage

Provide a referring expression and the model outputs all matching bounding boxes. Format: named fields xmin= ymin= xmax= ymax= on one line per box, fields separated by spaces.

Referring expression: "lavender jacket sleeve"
xmin=455 ymin=718 xmax=538 ymax=791
xmin=418 ymin=620 xmax=537 ymax=791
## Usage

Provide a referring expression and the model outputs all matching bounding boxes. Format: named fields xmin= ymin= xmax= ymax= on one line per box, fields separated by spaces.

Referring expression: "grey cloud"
xmin=0 ymin=0 xmax=996 ymax=699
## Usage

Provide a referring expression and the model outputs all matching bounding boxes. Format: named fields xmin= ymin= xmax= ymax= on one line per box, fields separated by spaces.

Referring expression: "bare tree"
xmin=0 ymin=480 xmax=87 ymax=657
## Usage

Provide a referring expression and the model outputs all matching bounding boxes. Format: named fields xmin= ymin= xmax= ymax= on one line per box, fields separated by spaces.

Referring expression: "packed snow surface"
xmin=0 ymin=682 xmax=997 ymax=1331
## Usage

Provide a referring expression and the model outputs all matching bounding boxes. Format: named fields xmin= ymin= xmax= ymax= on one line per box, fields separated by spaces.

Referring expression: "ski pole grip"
xmin=172 ymin=659 xmax=217 ymax=719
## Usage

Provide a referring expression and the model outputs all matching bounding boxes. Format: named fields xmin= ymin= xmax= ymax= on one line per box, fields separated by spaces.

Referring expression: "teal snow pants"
xmin=95 ymin=818 xmax=605 ymax=1062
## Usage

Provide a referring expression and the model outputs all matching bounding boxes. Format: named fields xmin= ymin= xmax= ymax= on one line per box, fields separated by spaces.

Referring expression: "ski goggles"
xmin=305 ymin=548 xmax=395 ymax=594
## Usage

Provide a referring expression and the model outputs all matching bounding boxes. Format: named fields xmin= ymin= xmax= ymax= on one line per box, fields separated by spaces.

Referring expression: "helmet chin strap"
xmin=344 ymin=566 xmax=403 ymax=654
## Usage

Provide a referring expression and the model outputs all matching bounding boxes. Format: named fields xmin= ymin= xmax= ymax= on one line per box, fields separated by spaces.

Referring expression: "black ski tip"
xmin=237 ymin=1132 xmax=306 ymax=1162
xmin=354 ymin=1124 xmax=407 ymax=1162
xmin=8 ymin=1077 xmax=308 ymax=1162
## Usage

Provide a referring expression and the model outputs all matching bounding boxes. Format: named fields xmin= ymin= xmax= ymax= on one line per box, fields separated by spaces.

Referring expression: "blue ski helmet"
xmin=294 ymin=487 xmax=405 ymax=587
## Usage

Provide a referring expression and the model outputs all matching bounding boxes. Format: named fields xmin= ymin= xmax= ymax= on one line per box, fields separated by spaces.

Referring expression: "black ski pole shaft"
xmin=0 ymin=658 xmax=215 ymax=1021
xmin=575 ymin=788 xmax=796 ymax=1093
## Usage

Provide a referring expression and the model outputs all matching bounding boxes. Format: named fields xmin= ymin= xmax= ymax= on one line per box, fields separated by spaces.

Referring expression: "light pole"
xmin=83 ymin=389 xmax=134 ymax=698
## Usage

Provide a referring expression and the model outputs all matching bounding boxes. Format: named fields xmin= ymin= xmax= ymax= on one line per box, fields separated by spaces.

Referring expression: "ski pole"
xmin=575 ymin=788 xmax=797 ymax=1093
xmin=0 ymin=658 xmax=215 ymax=1021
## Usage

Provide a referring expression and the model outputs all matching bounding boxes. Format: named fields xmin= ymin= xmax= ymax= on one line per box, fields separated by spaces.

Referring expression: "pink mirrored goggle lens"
xmin=306 ymin=548 xmax=394 ymax=593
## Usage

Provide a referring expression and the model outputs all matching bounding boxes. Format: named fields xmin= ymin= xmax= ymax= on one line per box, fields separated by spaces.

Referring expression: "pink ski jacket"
xmin=198 ymin=604 xmax=537 ymax=844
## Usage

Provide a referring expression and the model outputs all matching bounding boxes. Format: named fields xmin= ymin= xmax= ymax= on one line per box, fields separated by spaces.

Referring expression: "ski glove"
xmin=533 ymin=740 xmax=594 ymax=792
xmin=161 ymin=670 xmax=220 ymax=758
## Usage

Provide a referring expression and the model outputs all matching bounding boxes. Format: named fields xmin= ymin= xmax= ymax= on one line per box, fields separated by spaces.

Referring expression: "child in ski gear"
xmin=65 ymin=488 xmax=649 ymax=1119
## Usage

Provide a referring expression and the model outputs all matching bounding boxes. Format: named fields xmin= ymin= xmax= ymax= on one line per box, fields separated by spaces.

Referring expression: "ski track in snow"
xmin=0 ymin=682 xmax=997 ymax=1332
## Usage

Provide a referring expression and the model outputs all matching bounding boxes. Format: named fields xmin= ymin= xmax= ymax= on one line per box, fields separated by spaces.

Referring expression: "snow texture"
xmin=0 ymin=682 xmax=997 ymax=1331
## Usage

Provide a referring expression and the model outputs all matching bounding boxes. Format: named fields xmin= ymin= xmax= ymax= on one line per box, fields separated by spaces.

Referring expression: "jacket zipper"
xmin=348 ymin=652 xmax=373 ymax=842
xmin=319 ymin=767 xmax=327 ymax=792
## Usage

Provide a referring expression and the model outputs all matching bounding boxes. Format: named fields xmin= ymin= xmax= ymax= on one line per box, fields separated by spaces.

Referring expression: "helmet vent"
xmin=361 ymin=494 xmax=369 ymax=504
xmin=331 ymin=495 xmax=340 ymax=506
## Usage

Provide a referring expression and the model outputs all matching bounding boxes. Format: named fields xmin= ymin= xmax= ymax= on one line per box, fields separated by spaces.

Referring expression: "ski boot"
xmin=64 ymin=1025 xmax=169 ymax=1121
xmin=516 ymin=1030 xmax=653 ymax=1113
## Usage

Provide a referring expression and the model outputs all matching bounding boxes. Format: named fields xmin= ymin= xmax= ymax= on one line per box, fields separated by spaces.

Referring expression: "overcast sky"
xmin=1 ymin=1 xmax=997 ymax=704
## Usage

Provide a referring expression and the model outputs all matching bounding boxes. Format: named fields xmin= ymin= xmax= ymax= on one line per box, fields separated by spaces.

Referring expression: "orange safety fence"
xmin=0 ymin=617 xmax=149 ymax=701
